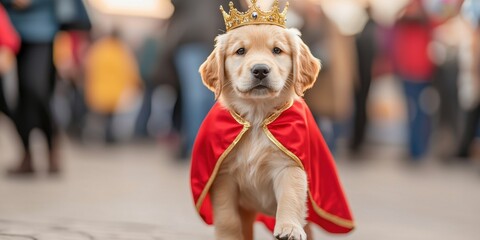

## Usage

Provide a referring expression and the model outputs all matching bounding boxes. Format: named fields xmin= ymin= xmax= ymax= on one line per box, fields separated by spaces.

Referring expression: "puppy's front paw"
xmin=274 ymin=223 xmax=306 ymax=240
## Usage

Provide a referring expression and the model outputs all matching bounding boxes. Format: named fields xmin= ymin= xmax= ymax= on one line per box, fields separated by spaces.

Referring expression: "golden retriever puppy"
xmin=199 ymin=24 xmax=320 ymax=240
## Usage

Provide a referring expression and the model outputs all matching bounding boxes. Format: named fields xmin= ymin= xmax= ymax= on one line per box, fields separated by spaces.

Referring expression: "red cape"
xmin=190 ymin=99 xmax=354 ymax=233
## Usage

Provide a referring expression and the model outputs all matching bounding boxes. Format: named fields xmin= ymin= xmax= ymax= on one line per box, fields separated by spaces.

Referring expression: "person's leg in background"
xmin=134 ymin=81 xmax=153 ymax=138
xmin=350 ymin=20 xmax=376 ymax=152
xmin=0 ymin=75 xmax=10 ymax=117
xmin=10 ymin=42 xmax=36 ymax=173
xmin=69 ymin=82 xmax=87 ymax=139
xmin=316 ymin=117 xmax=336 ymax=153
xmin=456 ymin=104 xmax=480 ymax=159
xmin=10 ymin=42 xmax=58 ymax=174
xmin=350 ymin=58 xmax=373 ymax=152
xmin=104 ymin=113 xmax=115 ymax=144
xmin=174 ymin=44 xmax=214 ymax=158
xmin=41 ymin=44 xmax=58 ymax=172
xmin=403 ymin=80 xmax=432 ymax=160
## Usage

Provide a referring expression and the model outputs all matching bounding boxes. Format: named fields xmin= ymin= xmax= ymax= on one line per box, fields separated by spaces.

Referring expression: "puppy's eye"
xmin=236 ymin=48 xmax=246 ymax=55
xmin=273 ymin=47 xmax=282 ymax=54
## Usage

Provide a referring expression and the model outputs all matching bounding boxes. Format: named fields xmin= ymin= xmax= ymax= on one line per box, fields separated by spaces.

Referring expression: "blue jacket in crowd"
xmin=1 ymin=0 xmax=58 ymax=43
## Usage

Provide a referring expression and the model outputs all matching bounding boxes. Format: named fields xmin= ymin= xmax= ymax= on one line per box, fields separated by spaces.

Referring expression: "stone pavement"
xmin=0 ymin=219 xmax=207 ymax=240
xmin=1 ymin=118 xmax=480 ymax=239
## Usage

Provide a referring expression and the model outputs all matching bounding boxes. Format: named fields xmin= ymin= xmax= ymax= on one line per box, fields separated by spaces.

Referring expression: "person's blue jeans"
xmin=174 ymin=44 xmax=215 ymax=155
xmin=402 ymin=79 xmax=432 ymax=159
xmin=134 ymin=83 xmax=153 ymax=137
xmin=316 ymin=116 xmax=340 ymax=155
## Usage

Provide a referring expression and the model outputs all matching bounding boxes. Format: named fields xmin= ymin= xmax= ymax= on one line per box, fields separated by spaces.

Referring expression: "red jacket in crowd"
xmin=0 ymin=5 xmax=20 ymax=53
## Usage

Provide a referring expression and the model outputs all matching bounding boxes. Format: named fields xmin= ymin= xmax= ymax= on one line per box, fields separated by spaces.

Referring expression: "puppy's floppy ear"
xmin=199 ymin=34 xmax=226 ymax=99
xmin=288 ymin=28 xmax=321 ymax=96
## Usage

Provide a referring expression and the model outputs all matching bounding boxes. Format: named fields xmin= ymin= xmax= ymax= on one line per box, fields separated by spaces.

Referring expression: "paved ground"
xmin=1 ymin=118 xmax=480 ymax=240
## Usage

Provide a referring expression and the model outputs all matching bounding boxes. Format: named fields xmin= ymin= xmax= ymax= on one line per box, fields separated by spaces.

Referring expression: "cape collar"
xmin=228 ymin=100 xmax=294 ymax=127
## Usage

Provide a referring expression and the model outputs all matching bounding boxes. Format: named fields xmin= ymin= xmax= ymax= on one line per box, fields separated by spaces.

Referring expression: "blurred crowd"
xmin=1 ymin=0 xmax=480 ymax=174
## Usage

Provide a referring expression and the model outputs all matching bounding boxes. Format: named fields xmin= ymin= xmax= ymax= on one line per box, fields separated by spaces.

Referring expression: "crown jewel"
xmin=220 ymin=0 xmax=289 ymax=32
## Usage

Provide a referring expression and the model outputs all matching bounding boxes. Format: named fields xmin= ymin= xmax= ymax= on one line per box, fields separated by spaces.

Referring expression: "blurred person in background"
xmin=350 ymin=3 xmax=378 ymax=153
xmin=134 ymin=35 xmax=159 ymax=139
xmin=300 ymin=0 xmax=358 ymax=153
xmin=391 ymin=0 xmax=438 ymax=160
xmin=391 ymin=0 xmax=463 ymax=160
xmin=84 ymin=29 xmax=142 ymax=144
xmin=429 ymin=10 xmax=462 ymax=158
xmin=1 ymin=0 xmax=60 ymax=174
xmin=427 ymin=0 xmax=475 ymax=159
xmin=134 ymin=31 xmax=178 ymax=140
xmin=0 ymin=3 xmax=19 ymax=118
xmin=161 ymin=0 xmax=242 ymax=158
xmin=53 ymin=0 xmax=91 ymax=139
xmin=456 ymin=0 xmax=480 ymax=160
xmin=53 ymin=30 xmax=90 ymax=139
xmin=136 ymin=32 xmax=178 ymax=141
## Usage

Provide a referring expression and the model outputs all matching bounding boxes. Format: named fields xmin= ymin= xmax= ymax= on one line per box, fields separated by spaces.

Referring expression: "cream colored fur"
xmin=200 ymin=25 xmax=320 ymax=240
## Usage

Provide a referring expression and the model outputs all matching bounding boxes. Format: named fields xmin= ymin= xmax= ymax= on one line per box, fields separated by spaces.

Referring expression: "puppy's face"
xmin=200 ymin=25 xmax=320 ymax=100
xmin=224 ymin=25 xmax=292 ymax=99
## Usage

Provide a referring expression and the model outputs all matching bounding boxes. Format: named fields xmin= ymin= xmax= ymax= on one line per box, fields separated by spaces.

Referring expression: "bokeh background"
xmin=0 ymin=0 xmax=479 ymax=239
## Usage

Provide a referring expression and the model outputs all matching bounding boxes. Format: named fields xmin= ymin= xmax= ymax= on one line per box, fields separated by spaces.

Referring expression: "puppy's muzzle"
xmin=251 ymin=64 xmax=270 ymax=80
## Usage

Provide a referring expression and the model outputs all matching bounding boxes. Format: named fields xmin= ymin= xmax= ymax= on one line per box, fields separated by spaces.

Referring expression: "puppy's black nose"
xmin=251 ymin=64 xmax=270 ymax=80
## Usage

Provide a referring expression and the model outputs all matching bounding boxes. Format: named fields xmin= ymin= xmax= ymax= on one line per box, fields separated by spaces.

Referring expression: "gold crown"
xmin=220 ymin=0 xmax=289 ymax=32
